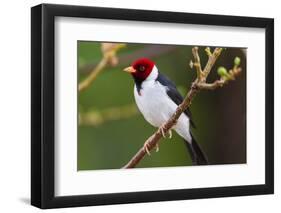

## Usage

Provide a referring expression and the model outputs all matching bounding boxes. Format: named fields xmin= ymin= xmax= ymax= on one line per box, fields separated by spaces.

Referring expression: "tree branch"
xmin=79 ymin=45 xmax=177 ymax=74
xmin=122 ymin=47 xmax=242 ymax=169
xmin=202 ymin=47 xmax=223 ymax=80
xmin=191 ymin=47 xmax=203 ymax=80
xmin=79 ymin=103 xmax=139 ymax=126
xmin=197 ymin=67 xmax=242 ymax=90
xmin=78 ymin=43 xmax=125 ymax=92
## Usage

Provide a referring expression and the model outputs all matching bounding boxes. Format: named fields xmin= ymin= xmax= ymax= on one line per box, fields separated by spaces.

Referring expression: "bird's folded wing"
xmin=156 ymin=73 xmax=196 ymax=128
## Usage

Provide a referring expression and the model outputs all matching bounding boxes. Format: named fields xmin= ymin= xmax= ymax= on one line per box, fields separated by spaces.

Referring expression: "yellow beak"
xmin=123 ymin=66 xmax=136 ymax=73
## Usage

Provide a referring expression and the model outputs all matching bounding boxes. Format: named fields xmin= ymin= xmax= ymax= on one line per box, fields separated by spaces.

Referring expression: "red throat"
xmin=131 ymin=58 xmax=155 ymax=81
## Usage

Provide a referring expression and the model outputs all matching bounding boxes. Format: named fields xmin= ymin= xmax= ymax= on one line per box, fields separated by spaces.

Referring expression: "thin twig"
xmin=78 ymin=43 xmax=125 ymax=92
xmin=78 ymin=57 xmax=108 ymax=92
xmin=192 ymin=47 xmax=203 ymax=80
xmin=79 ymin=45 xmax=177 ymax=74
xmin=202 ymin=48 xmax=223 ymax=80
xmin=197 ymin=68 xmax=242 ymax=90
xmin=122 ymin=47 xmax=242 ymax=169
xmin=79 ymin=103 xmax=139 ymax=126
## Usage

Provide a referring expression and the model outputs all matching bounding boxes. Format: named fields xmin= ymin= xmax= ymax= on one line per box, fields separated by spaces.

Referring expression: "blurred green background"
xmin=78 ymin=41 xmax=246 ymax=170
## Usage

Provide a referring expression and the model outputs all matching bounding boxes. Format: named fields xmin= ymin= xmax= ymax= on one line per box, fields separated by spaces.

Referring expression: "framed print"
xmin=31 ymin=4 xmax=274 ymax=209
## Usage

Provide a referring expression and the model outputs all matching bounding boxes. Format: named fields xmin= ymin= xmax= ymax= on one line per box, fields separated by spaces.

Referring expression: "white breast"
xmin=134 ymin=80 xmax=192 ymax=143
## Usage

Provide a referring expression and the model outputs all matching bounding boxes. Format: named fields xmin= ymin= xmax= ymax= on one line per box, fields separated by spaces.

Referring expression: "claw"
xmin=168 ymin=130 xmax=172 ymax=139
xmin=160 ymin=127 xmax=166 ymax=138
xmin=143 ymin=127 xmax=171 ymax=156
xmin=143 ymin=142 xmax=151 ymax=155
xmin=160 ymin=127 xmax=172 ymax=139
xmin=155 ymin=144 xmax=159 ymax=152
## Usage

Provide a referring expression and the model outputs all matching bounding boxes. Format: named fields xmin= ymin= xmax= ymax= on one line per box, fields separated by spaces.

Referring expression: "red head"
xmin=123 ymin=58 xmax=155 ymax=81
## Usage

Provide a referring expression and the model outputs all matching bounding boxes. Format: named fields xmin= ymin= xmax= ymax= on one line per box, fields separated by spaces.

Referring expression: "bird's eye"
xmin=139 ymin=65 xmax=145 ymax=72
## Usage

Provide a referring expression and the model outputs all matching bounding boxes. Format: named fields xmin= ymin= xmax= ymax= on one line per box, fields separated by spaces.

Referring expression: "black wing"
xmin=156 ymin=72 xmax=195 ymax=128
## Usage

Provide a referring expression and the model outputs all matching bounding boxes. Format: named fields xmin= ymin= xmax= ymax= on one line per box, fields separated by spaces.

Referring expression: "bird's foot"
xmin=143 ymin=141 xmax=160 ymax=155
xmin=143 ymin=141 xmax=151 ymax=155
xmin=160 ymin=127 xmax=172 ymax=139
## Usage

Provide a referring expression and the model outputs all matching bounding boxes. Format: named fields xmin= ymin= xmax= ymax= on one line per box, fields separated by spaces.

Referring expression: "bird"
xmin=123 ymin=58 xmax=208 ymax=165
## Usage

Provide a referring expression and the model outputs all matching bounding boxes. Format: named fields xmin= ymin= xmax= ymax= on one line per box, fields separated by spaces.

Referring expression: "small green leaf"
xmin=217 ymin=66 xmax=228 ymax=77
xmin=234 ymin=57 xmax=241 ymax=66
xmin=205 ymin=47 xmax=212 ymax=56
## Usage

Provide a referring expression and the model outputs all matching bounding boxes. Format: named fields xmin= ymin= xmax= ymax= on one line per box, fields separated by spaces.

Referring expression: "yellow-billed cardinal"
xmin=124 ymin=58 xmax=208 ymax=165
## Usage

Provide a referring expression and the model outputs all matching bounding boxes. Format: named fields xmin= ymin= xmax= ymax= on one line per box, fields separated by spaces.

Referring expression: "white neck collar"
xmin=145 ymin=65 xmax=158 ymax=81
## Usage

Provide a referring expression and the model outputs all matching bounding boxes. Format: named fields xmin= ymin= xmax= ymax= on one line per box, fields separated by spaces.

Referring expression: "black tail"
xmin=185 ymin=133 xmax=208 ymax=165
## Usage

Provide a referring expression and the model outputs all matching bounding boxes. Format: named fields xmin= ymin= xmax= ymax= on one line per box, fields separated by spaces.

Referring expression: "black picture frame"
xmin=31 ymin=3 xmax=274 ymax=209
